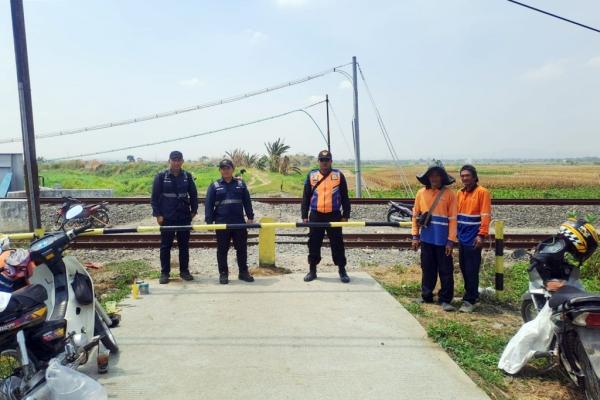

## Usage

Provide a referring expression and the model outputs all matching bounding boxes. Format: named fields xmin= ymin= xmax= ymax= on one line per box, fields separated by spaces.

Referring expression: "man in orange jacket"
xmin=456 ymin=164 xmax=492 ymax=313
xmin=411 ymin=160 xmax=458 ymax=312
xmin=301 ymin=150 xmax=351 ymax=283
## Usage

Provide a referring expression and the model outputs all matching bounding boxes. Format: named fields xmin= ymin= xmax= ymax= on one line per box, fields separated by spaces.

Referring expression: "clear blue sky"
xmin=1 ymin=0 xmax=600 ymax=161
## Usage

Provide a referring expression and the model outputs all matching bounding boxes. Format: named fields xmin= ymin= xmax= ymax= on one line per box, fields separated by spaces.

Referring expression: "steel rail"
xmin=32 ymin=197 xmax=600 ymax=206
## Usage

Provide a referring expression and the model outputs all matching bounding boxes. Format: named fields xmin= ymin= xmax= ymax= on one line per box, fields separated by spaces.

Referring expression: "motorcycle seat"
xmin=0 ymin=284 xmax=48 ymax=317
xmin=549 ymin=285 xmax=600 ymax=310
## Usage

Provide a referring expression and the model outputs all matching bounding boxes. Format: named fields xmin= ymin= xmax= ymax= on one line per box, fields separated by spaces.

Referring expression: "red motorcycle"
xmin=54 ymin=196 xmax=110 ymax=230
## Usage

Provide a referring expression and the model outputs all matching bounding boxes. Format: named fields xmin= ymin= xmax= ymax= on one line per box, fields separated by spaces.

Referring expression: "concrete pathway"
xmin=92 ymin=273 xmax=489 ymax=400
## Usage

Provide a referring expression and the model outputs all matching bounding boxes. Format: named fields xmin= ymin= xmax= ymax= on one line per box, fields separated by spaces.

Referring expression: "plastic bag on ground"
xmin=45 ymin=359 xmax=107 ymax=400
xmin=498 ymin=302 xmax=554 ymax=374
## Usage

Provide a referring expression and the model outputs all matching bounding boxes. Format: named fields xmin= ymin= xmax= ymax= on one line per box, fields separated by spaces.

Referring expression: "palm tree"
xmin=256 ymin=155 xmax=268 ymax=171
xmin=225 ymin=149 xmax=260 ymax=168
xmin=265 ymin=138 xmax=290 ymax=173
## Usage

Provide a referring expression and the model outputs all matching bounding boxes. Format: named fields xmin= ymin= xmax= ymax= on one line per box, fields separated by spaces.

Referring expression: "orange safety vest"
xmin=309 ymin=169 xmax=343 ymax=214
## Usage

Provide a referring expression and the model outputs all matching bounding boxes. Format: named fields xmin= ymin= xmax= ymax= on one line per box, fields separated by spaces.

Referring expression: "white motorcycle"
xmin=0 ymin=205 xmax=118 ymax=399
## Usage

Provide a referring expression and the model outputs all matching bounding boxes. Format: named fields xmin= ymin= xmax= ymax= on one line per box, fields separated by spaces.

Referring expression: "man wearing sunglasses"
xmin=301 ymin=150 xmax=351 ymax=283
xmin=205 ymin=159 xmax=255 ymax=285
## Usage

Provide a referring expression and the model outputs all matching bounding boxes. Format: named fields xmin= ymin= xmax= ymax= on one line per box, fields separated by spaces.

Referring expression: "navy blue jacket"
xmin=151 ymin=169 xmax=198 ymax=221
xmin=205 ymin=178 xmax=254 ymax=224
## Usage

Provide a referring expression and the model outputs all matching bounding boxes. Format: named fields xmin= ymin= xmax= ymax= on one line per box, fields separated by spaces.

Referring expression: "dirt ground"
xmin=368 ymin=265 xmax=585 ymax=400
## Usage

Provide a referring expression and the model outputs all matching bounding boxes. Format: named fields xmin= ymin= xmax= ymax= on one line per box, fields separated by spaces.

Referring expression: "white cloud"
xmin=275 ymin=0 xmax=307 ymax=8
xmin=586 ymin=56 xmax=600 ymax=68
xmin=339 ymin=80 xmax=352 ymax=90
xmin=178 ymin=78 xmax=204 ymax=87
xmin=523 ymin=60 xmax=568 ymax=81
xmin=245 ymin=29 xmax=269 ymax=45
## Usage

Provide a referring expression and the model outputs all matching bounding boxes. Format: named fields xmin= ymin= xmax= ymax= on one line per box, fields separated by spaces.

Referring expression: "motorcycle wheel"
xmin=94 ymin=312 xmax=119 ymax=354
xmin=576 ymin=340 xmax=600 ymax=400
xmin=90 ymin=210 xmax=109 ymax=228
xmin=520 ymin=296 xmax=539 ymax=322
xmin=387 ymin=209 xmax=411 ymax=223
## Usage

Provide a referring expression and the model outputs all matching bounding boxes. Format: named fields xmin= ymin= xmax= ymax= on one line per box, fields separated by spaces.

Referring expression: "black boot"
xmin=304 ymin=265 xmax=317 ymax=282
xmin=338 ymin=266 xmax=350 ymax=283
xmin=159 ymin=273 xmax=169 ymax=284
xmin=180 ymin=271 xmax=194 ymax=281
xmin=238 ymin=269 xmax=255 ymax=282
xmin=219 ymin=274 xmax=229 ymax=285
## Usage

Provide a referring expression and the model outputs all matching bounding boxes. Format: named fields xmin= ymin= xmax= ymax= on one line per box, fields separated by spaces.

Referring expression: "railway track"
xmin=71 ymin=233 xmax=549 ymax=249
xmin=35 ymin=197 xmax=600 ymax=206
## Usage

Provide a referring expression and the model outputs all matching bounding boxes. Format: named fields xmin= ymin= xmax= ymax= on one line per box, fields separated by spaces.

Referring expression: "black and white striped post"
xmin=495 ymin=220 xmax=504 ymax=291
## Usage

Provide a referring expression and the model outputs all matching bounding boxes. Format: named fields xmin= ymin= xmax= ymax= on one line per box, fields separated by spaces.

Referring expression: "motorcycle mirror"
xmin=65 ymin=204 xmax=84 ymax=220
xmin=0 ymin=236 xmax=10 ymax=251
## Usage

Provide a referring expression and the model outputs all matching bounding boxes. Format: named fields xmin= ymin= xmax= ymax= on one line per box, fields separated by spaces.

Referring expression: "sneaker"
xmin=159 ymin=274 xmax=169 ymax=284
xmin=459 ymin=301 xmax=475 ymax=313
xmin=219 ymin=275 xmax=229 ymax=285
xmin=238 ymin=272 xmax=255 ymax=282
xmin=180 ymin=272 xmax=194 ymax=281
xmin=441 ymin=302 xmax=456 ymax=312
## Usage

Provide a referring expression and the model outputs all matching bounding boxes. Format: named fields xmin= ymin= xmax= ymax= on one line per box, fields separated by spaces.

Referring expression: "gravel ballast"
xmin=42 ymin=201 xmax=599 ymax=276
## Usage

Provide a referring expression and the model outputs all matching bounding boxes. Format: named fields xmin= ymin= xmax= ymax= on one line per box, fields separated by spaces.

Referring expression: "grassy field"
xmin=369 ymin=250 xmax=600 ymax=400
xmin=361 ymin=164 xmax=600 ymax=198
xmin=39 ymin=161 xmax=308 ymax=196
xmin=38 ymin=161 xmax=600 ymax=198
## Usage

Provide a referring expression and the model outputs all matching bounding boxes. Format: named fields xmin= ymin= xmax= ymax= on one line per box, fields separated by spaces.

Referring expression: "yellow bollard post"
xmin=495 ymin=220 xmax=504 ymax=291
xmin=131 ymin=281 xmax=139 ymax=299
xmin=258 ymin=217 xmax=276 ymax=267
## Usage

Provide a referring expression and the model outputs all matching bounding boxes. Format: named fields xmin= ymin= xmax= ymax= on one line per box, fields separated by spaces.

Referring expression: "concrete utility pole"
xmin=11 ymin=0 xmax=41 ymax=231
xmin=352 ymin=56 xmax=362 ymax=198
xmin=325 ymin=94 xmax=331 ymax=152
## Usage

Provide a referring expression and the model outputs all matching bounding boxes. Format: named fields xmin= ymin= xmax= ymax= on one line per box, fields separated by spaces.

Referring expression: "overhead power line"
xmin=1 ymin=62 xmax=352 ymax=145
xmin=327 ymin=100 xmax=354 ymax=156
xmin=49 ymin=101 xmax=326 ymax=161
xmin=506 ymin=0 xmax=600 ymax=34
xmin=356 ymin=64 xmax=414 ymax=198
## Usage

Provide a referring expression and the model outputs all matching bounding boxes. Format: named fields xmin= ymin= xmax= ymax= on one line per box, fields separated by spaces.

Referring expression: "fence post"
xmin=495 ymin=220 xmax=504 ymax=291
xmin=259 ymin=217 xmax=276 ymax=267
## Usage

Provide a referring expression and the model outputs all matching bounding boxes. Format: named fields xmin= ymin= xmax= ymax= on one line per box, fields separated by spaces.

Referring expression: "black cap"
xmin=317 ymin=150 xmax=332 ymax=160
xmin=169 ymin=150 xmax=183 ymax=160
xmin=219 ymin=159 xmax=234 ymax=169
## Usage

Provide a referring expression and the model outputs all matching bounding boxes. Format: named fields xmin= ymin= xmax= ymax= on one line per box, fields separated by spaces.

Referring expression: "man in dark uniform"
xmin=151 ymin=151 xmax=198 ymax=284
xmin=205 ymin=159 xmax=255 ymax=284
xmin=301 ymin=150 xmax=351 ymax=283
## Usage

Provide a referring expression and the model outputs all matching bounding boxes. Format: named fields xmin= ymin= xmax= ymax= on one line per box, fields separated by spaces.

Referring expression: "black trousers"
xmin=459 ymin=243 xmax=482 ymax=304
xmin=420 ymin=241 xmax=454 ymax=303
xmin=160 ymin=217 xmax=191 ymax=275
xmin=307 ymin=212 xmax=347 ymax=268
xmin=216 ymin=229 xmax=248 ymax=275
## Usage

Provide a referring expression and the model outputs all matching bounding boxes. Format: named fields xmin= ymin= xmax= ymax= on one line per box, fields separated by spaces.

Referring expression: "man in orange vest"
xmin=411 ymin=160 xmax=458 ymax=312
xmin=456 ymin=164 xmax=492 ymax=313
xmin=301 ymin=150 xmax=351 ymax=283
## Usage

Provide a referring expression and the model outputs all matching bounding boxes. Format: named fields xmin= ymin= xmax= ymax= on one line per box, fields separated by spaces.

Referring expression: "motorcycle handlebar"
xmin=72 ymin=224 xmax=92 ymax=237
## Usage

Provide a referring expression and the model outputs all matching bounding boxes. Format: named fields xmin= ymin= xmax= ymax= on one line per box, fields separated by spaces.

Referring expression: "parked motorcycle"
xmin=518 ymin=219 xmax=600 ymax=399
xmin=0 ymin=205 xmax=118 ymax=399
xmin=386 ymin=201 xmax=413 ymax=223
xmin=54 ymin=197 xmax=110 ymax=230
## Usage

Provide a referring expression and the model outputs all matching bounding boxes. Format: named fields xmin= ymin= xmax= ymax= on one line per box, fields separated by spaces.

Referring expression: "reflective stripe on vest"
xmin=309 ymin=170 xmax=341 ymax=213
xmin=215 ymin=199 xmax=243 ymax=206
